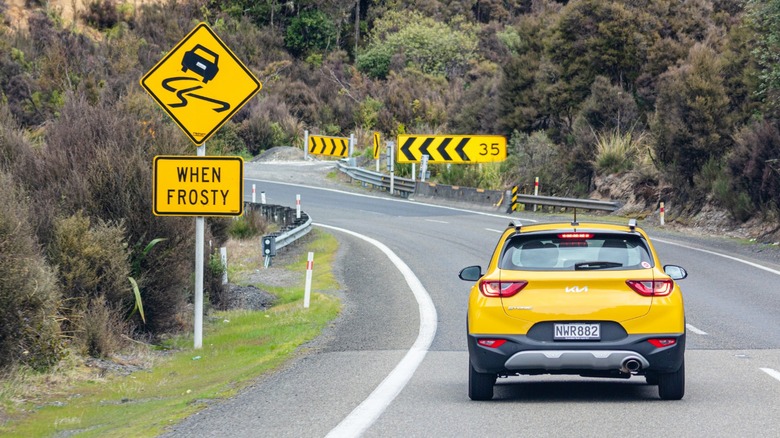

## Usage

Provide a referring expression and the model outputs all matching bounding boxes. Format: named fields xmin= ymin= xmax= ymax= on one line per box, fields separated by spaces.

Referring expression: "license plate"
xmin=554 ymin=323 xmax=600 ymax=340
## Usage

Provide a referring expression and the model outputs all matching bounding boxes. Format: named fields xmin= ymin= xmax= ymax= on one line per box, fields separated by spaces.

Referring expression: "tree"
xmin=745 ymin=0 xmax=780 ymax=116
xmin=356 ymin=10 xmax=478 ymax=79
xmin=285 ymin=9 xmax=338 ymax=56
xmin=545 ymin=0 xmax=647 ymax=113
xmin=652 ymin=44 xmax=732 ymax=186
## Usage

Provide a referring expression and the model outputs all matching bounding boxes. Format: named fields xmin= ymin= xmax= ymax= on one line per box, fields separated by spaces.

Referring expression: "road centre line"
xmin=316 ymin=223 xmax=437 ymax=438
xmin=653 ymin=238 xmax=780 ymax=277
xmin=686 ymin=324 xmax=708 ymax=335
xmin=760 ymin=368 xmax=780 ymax=383
xmin=486 ymin=228 xmax=504 ymax=233
xmin=425 ymin=219 xmax=449 ymax=224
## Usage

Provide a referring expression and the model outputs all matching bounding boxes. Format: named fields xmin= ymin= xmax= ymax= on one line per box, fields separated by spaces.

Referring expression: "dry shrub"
xmin=6 ymin=93 xmax=199 ymax=337
xmin=82 ymin=295 xmax=127 ymax=358
xmin=0 ymin=171 xmax=62 ymax=370
xmin=49 ymin=212 xmax=131 ymax=307
xmin=48 ymin=211 xmax=131 ymax=357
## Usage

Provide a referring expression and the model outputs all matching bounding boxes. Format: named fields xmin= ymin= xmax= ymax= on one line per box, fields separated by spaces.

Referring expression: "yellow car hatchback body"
xmin=459 ymin=220 xmax=687 ymax=400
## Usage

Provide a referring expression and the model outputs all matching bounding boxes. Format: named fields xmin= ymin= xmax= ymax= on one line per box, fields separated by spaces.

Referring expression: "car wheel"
xmin=645 ymin=374 xmax=659 ymax=385
xmin=657 ymin=359 xmax=685 ymax=400
xmin=469 ymin=362 xmax=496 ymax=401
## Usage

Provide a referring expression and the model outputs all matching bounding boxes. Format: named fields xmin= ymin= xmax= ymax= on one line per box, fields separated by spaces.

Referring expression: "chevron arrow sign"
xmin=396 ymin=135 xmax=507 ymax=164
xmin=308 ymin=135 xmax=349 ymax=158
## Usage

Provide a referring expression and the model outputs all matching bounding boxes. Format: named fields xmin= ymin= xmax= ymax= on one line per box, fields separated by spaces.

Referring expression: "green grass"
xmin=0 ymin=230 xmax=341 ymax=437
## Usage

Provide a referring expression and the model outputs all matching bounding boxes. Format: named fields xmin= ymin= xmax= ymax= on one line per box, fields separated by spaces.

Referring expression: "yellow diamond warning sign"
xmin=153 ymin=156 xmax=244 ymax=216
xmin=141 ymin=23 xmax=261 ymax=145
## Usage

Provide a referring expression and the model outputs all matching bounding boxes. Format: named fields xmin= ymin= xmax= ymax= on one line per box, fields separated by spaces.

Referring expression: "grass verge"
xmin=0 ymin=229 xmax=340 ymax=437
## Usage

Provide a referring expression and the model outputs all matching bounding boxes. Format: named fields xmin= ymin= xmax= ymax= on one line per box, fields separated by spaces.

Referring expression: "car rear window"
xmin=499 ymin=233 xmax=653 ymax=271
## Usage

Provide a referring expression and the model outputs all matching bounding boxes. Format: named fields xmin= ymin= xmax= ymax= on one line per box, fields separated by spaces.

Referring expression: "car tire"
xmin=645 ymin=374 xmax=659 ymax=385
xmin=468 ymin=362 xmax=496 ymax=401
xmin=657 ymin=359 xmax=685 ymax=400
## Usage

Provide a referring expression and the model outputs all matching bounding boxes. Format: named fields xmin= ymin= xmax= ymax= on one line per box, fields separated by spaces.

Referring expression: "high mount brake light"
xmin=558 ymin=233 xmax=594 ymax=239
xmin=479 ymin=280 xmax=528 ymax=297
xmin=626 ymin=279 xmax=674 ymax=296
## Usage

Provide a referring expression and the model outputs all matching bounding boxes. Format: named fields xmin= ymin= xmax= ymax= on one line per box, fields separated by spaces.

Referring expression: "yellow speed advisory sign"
xmin=397 ymin=134 xmax=507 ymax=164
xmin=153 ymin=156 xmax=244 ymax=216
xmin=140 ymin=23 xmax=261 ymax=145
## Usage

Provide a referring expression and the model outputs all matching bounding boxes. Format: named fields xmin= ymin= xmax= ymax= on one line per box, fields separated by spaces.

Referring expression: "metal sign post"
xmin=194 ymin=144 xmax=205 ymax=349
xmin=388 ymin=141 xmax=395 ymax=195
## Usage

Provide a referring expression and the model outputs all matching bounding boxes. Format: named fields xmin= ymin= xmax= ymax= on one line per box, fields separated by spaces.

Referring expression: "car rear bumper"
xmin=468 ymin=332 xmax=685 ymax=376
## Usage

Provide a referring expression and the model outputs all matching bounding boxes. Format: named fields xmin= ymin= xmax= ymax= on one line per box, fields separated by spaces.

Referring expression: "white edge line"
xmin=317 ymin=223 xmax=438 ymax=438
xmin=653 ymin=237 xmax=780 ymax=277
xmin=760 ymin=368 xmax=780 ymax=383
xmin=245 ymin=177 xmax=538 ymax=222
xmin=485 ymin=228 xmax=504 ymax=233
xmin=685 ymin=323 xmax=708 ymax=335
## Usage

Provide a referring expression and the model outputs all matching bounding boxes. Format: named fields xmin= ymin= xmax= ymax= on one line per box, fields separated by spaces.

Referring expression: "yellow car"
xmin=459 ymin=219 xmax=687 ymax=400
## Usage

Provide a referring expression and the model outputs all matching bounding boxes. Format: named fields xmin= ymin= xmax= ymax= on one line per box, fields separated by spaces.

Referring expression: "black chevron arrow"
xmin=339 ymin=140 xmax=347 ymax=156
xmin=437 ymin=137 xmax=453 ymax=161
xmin=455 ymin=137 xmax=470 ymax=161
xmin=308 ymin=137 xmax=316 ymax=153
xmin=330 ymin=138 xmax=338 ymax=155
xmin=400 ymin=136 xmax=416 ymax=161
xmin=418 ymin=137 xmax=434 ymax=160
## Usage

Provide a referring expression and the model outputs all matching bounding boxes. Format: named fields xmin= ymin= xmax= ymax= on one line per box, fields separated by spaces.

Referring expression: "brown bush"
xmin=48 ymin=211 xmax=132 ymax=351
xmin=0 ymin=171 xmax=62 ymax=370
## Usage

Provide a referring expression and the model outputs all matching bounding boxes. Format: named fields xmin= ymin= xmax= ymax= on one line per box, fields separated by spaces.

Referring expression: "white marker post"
xmin=304 ymin=130 xmax=309 ymax=160
xmin=533 ymin=176 xmax=539 ymax=212
xmin=194 ymin=144 xmax=205 ymax=349
xmin=296 ymin=194 xmax=301 ymax=219
xmin=252 ymin=183 xmax=256 ymax=203
xmin=388 ymin=141 xmax=395 ymax=196
xmin=261 ymin=191 xmax=266 ymax=204
xmin=660 ymin=201 xmax=666 ymax=226
xmin=220 ymin=246 xmax=228 ymax=285
xmin=304 ymin=252 xmax=314 ymax=308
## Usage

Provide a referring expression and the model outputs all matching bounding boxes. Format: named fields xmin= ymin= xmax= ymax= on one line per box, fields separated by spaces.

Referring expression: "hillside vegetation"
xmin=1 ymin=0 xmax=779 ymax=372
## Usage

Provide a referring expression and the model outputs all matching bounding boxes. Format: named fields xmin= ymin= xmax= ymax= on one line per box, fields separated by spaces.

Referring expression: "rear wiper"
xmin=574 ymin=261 xmax=623 ymax=270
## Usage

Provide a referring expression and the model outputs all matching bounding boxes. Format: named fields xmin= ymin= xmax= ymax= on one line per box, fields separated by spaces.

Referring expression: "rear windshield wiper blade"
xmin=574 ymin=261 xmax=623 ymax=270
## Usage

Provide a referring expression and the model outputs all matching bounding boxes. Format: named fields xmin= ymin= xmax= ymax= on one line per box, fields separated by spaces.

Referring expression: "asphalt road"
xmin=165 ymin=161 xmax=780 ymax=437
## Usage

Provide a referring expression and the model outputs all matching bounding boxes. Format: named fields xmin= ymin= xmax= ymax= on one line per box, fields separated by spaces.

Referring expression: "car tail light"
xmin=477 ymin=339 xmax=507 ymax=348
xmin=479 ymin=280 xmax=528 ymax=297
xmin=626 ymin=279 xmax=674 ymax=296
xmin=648 ymin=338 xmax=677 ymax=348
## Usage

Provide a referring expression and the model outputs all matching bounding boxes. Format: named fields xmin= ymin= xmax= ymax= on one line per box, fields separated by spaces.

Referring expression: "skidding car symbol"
xmin=181 ymin=44 xmax=219 ymax=84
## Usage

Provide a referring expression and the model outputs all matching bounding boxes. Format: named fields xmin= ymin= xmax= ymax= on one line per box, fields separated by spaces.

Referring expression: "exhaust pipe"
xmin=621 ymin=358 xmax=642 ymax=374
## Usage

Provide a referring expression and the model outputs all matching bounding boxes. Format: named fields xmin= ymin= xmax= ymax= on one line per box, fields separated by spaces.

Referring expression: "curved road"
xmin=166 ymin=161 xmax=780 ymax=437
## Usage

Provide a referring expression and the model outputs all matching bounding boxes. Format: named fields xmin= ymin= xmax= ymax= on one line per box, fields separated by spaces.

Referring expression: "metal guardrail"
xmin=336 ymin=161 xmax=415 ymax=196
xmin=244 ymin=202 xmax=312 ymax=251
xmin=336 ymin=161 xmax=620 ymax=211
xmin=515 ymin=193 xmax=619 ymax=212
